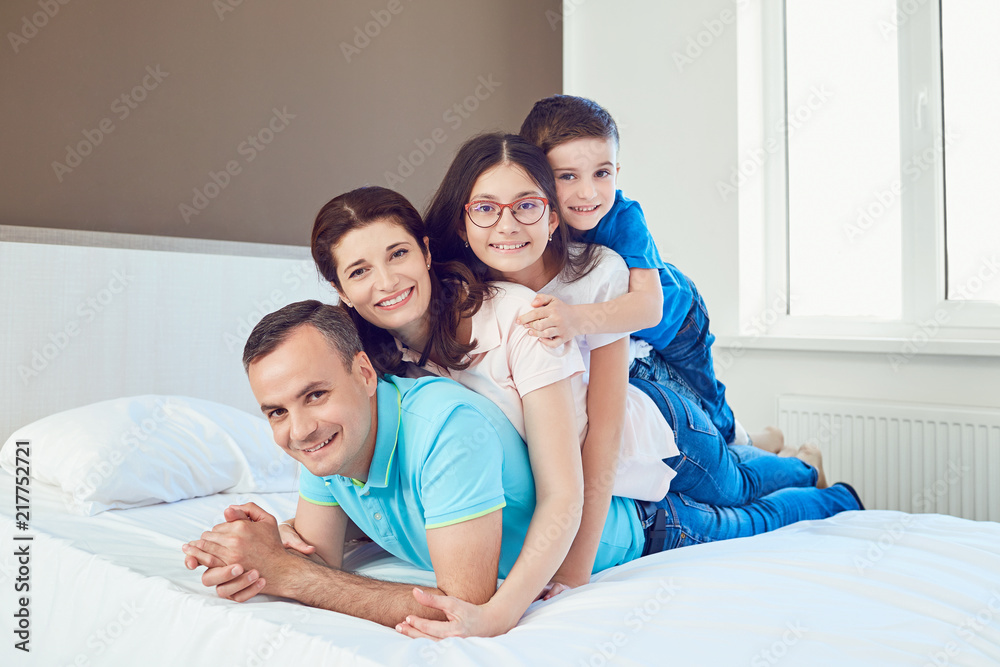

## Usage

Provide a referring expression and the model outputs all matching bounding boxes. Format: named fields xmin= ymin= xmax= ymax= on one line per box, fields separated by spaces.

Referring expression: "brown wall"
xmin=0 ymin=0 xmax=562 ymax=245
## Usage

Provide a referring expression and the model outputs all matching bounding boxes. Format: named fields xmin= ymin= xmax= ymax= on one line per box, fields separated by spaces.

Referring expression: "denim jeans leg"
xmin=653 ymin=274 xmax=737 ymax=444
xmin=630 ymin=378 xmax=817 ymax=506
xmin=649 ymin=484 xmax=862 ymax=549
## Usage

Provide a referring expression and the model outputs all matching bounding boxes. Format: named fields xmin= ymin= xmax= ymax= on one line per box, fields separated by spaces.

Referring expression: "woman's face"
xmin=463 ymin=163 xmax=558 ymax=288
xmin=331 ymin=218 xmax=433 ymax=344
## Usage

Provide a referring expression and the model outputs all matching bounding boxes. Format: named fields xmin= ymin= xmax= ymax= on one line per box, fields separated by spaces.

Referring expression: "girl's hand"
xmin=395 ymin=589 xmax=517 ymax=640
xmin=516 ymin=294 xmax=581 ymax=348
xmin=536 ymin=575 xmax=583 ymax=601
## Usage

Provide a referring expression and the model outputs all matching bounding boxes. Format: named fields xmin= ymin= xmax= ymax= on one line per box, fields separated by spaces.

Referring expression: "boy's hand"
xmin=517 ymin=294 xmax=581 ymax=348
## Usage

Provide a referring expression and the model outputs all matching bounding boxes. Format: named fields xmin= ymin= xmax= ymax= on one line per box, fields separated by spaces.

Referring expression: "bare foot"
xmin=795 ymin=443 xmax=828 ymax=488
xmin=750 ymin=426 xmax=785 ymax=454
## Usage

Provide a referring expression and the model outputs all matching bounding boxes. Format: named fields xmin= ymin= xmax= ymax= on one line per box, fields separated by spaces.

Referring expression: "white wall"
xmin=564 ymin=1 xmax=1000 ymax=434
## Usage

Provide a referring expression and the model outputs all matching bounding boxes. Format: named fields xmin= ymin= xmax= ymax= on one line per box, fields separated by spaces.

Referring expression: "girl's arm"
xmin=398 ymin=378 xmax=584 ymax=638
xmin=517 ymin=268 xmax=662 ymax=348
xmin=546 ymin=338 xmax=628 ymax=592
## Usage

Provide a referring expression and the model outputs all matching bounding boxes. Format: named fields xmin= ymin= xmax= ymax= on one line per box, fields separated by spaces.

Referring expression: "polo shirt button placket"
xmin=374 ymin=512 xmax=382 ymax=521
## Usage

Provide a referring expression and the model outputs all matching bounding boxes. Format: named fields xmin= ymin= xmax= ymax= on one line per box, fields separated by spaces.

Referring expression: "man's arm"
xmin=188 ymin=502 xmax=502 ymax=628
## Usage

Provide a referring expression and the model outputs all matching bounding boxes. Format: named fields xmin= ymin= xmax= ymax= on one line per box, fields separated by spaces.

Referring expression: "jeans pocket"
xmin=680 ymin=393 xmax=717 ymax=436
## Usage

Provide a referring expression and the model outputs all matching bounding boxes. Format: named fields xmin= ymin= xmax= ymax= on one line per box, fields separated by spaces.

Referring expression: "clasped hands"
xmin=182 ymin=504 xmax=580 ymax=638
xmin=182 ymin=502 xmax=311 ymax=602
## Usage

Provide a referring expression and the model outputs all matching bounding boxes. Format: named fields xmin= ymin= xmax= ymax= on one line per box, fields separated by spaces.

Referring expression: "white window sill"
xmin=714 ymin=334 xmax=1000 ymax=358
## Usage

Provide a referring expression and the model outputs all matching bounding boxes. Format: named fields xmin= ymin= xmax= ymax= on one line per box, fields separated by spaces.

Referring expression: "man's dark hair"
xmin=242 ymin=300 xmax=364 ymax=373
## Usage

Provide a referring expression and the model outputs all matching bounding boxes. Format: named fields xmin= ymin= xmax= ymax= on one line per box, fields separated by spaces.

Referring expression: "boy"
xmin=519 ymin=95 xmax=782 ymax=452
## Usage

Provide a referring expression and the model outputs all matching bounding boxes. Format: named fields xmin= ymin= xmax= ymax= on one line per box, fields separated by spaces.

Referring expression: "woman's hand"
xmin=394 ymin=589 xmax=518 ymax=640
xmin=278 ymin=519 xmax=317 ymax=556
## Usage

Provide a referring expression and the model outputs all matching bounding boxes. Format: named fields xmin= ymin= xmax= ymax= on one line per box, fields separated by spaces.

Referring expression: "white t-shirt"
xmin=399 ymin=282 xmax=588 ymax=443
xmin=539 ymin=244 xmax=679 ymax=501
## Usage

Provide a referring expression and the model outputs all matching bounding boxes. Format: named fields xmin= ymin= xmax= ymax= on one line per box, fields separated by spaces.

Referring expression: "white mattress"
xmin=2 ymin=471 xmax=999 ymax=666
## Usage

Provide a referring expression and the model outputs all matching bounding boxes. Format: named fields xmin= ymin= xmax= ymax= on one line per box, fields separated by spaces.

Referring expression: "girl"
xmin=398 ymin=133 xmax=856 ymax=636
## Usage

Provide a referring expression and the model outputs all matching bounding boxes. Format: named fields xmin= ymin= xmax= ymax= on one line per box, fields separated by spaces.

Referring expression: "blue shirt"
xmin=579 ymin=190 xmax=695 ymax=350
xmin=299 ymin=374 xmax=644 ymax=577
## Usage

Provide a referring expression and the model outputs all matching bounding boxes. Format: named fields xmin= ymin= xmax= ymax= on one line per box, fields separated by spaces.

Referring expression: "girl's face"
xmin=463 ymin=163 xmax=559 ymax=288
xmin=331 ymin=219 xmax=433 ymax=344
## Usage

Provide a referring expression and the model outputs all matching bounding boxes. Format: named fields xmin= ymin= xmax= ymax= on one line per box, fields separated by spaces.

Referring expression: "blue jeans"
xmin=637 ymin=483 xmax=862 ymax=550
xmin=629 ymin=271 xmax=737 ymax=444
xmin=630 ymin=378 xmax=816 ymax=506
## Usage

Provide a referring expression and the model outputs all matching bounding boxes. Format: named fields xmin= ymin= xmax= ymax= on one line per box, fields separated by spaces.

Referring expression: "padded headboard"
xmin=0 ymin=225 xmax=337 ymax=441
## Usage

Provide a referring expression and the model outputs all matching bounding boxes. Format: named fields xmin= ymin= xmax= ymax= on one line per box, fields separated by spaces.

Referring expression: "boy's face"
xmin=546 ymin=137 xmax=619 ymax=232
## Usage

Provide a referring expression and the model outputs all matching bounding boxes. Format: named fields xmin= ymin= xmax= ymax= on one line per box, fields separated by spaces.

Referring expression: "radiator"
xmin=777 ymin=396 xmax=1000 ymax=522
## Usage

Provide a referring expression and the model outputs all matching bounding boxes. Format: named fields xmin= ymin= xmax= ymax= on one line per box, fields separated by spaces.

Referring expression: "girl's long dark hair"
xmin=424 ymin=132 xmax=599 ymax=284
xmin=311 ymin=186 xmax=495 ymax=375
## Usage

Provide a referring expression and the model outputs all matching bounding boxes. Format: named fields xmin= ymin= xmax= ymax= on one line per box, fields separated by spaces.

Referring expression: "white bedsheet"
xmin=2 ymin=471 xmax=999 ymax=666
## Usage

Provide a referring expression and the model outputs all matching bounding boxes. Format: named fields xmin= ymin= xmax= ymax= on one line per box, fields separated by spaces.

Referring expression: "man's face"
xmin=248 ymin=324 xmax=379 ymax=480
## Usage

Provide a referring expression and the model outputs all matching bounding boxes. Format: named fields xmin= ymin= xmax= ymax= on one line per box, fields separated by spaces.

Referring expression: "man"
xmin=183 ymin=300 xmax=861 ymax=633
xmin=182 ymin=300 xmax=643 ymax=630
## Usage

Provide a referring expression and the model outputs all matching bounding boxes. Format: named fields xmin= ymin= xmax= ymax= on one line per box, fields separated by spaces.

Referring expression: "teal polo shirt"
xmin=299 ymin=374 xmax=644 ymax=578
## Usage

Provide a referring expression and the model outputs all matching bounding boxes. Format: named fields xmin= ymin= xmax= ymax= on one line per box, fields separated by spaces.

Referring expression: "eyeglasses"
xmin=464 ymin=197 xmax=549 ymax=229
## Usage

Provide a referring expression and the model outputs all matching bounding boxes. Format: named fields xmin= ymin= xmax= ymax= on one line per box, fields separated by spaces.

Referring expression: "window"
xmin=736 ymin=0 xmax=1000 ymax=353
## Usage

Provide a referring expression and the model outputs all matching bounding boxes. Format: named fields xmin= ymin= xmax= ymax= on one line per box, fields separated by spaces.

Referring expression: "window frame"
xmin=729 ymin=0 xmax=1000 ymax=358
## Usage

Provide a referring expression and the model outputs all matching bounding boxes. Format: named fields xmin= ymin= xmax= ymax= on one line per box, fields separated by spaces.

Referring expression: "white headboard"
xmin=1 ymin=225 xmax=337 ymax=441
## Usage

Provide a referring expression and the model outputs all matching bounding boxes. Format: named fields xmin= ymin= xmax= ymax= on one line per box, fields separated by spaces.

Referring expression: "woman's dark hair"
xmin=424 ymin=132 xmax=599 ymax=284
xmin=311 ymin=186 xmax=495 ymax=375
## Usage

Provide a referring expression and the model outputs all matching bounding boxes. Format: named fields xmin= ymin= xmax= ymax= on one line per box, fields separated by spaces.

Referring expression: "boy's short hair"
xmin=520 ymin=95 xmax=620 ymax=154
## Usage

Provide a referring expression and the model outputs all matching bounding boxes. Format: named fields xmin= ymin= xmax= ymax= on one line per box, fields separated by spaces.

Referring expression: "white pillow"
xmin=0 ymin=395 xmax=298 ymax=515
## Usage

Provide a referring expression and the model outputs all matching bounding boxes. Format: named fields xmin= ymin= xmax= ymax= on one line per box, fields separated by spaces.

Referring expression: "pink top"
xmin=399 ymin=282 xmax=587 ymax=441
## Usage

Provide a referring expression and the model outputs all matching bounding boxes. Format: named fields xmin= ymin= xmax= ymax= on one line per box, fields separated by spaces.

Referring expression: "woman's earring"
xmin=342 ymin=299 xmax=352 ymax=308
xmin=548 ymin=234 xmax=553 ymax=242
xmin=464 ymin=241 xmax=469 ymax=248
xmin=426 ymin=263 xmax=431 ymax=269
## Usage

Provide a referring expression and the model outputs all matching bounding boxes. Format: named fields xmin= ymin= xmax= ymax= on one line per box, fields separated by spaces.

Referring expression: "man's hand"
xmin=516 ymin=294 xmax=581 ymax=348
xmin=182 ymin=503 xmax=297 ymax=600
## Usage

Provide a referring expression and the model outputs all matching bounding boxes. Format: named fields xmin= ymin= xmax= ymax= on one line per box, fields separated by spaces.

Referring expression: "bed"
xmin=2 ymin=226 xmax=999 ymax=666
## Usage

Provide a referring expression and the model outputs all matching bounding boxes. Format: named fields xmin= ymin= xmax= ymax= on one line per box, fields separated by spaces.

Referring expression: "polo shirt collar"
xmin=353 ymin=378 xmax=402 ymax=494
